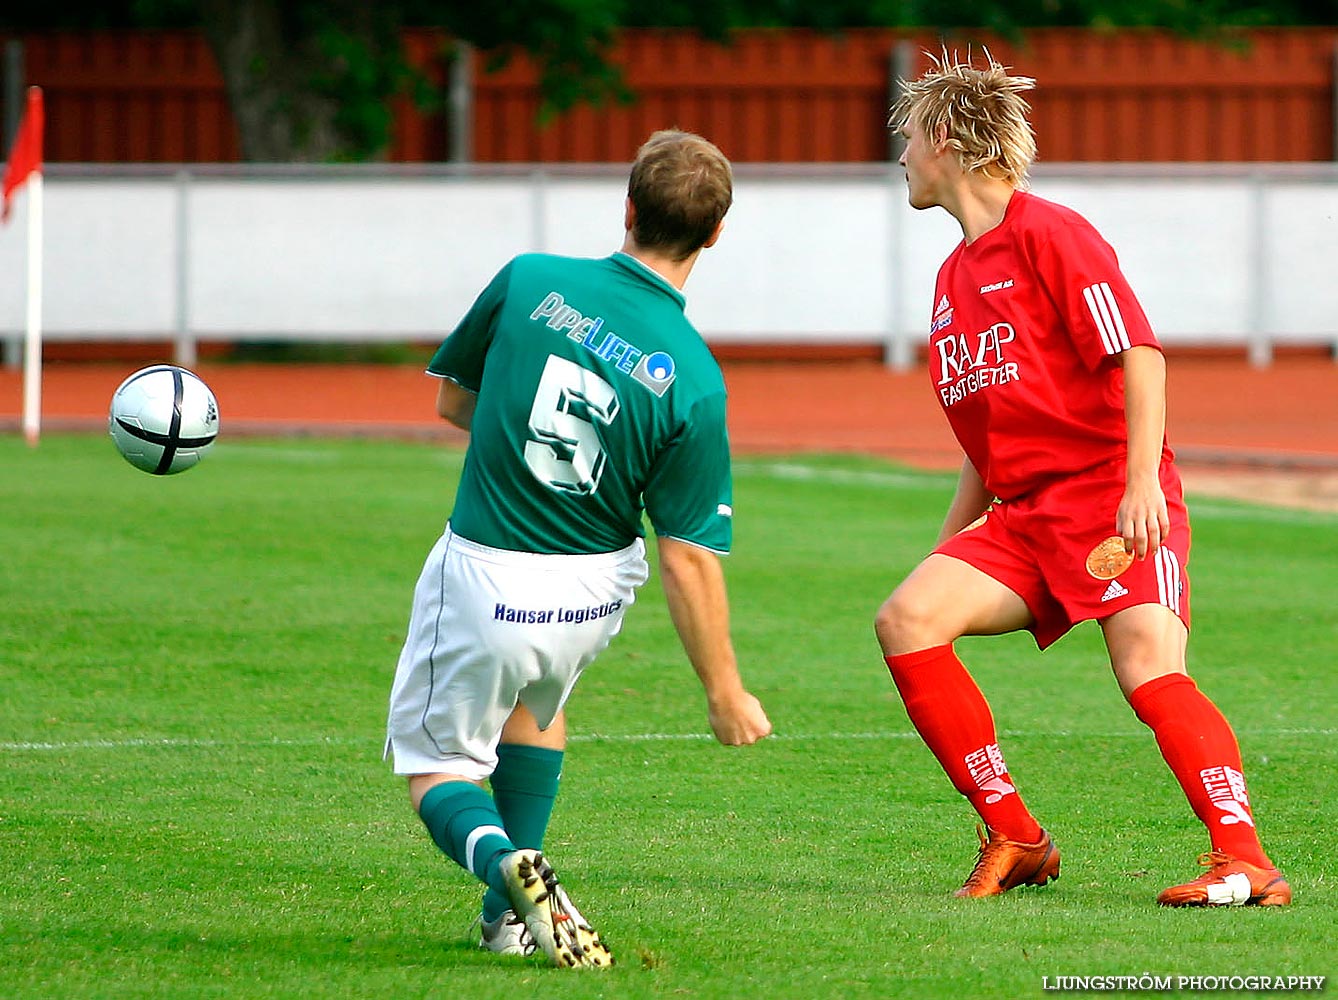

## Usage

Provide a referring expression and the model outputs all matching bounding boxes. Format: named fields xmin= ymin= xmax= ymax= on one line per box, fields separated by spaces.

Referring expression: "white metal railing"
xmin=3 ymin=161 xmax=1337 ymax=368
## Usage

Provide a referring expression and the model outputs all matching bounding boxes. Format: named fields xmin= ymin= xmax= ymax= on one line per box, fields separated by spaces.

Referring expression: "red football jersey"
xmin=927 ymin=191 xmax=1172 ymax=500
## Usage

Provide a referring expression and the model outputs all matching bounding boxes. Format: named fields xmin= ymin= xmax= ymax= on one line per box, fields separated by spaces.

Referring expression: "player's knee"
xmin=874 ymin=589 xmax=934 ymax=651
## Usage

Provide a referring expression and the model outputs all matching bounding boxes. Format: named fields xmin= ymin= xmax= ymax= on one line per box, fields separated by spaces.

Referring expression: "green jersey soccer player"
xmin=386 ymin=130 xmax=772 ymax=969
xmin=433 ymin=249 xmax=734 ymax=556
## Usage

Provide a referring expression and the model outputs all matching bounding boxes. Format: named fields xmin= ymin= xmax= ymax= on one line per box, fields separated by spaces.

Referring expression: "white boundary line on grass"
xmin=2 ymin=727 xmax=1333 ymax=754
xmin=733 ymin=460 xmax=955 ymax=490
xmin=1184 ymin=501 xmax=1338 ymax=524
xmin=171 ymin=451 xmax=1338 ymax=523
xmin=735 ymin=460 xmax=1338 ymax=523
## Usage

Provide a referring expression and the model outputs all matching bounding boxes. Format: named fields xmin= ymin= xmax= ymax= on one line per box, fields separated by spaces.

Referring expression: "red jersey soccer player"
xmin=876 ymin=54 xmax=1290 ymax=906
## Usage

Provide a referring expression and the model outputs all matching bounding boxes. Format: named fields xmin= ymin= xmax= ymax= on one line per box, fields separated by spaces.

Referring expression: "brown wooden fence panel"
xmin=13 ymin=30 xmax=240 ymax=163
xmin=465 ymin=27 xmax=1338 ymax=163
xmin=467 ymin=29 xmax=899 ymax=163
xmin=977 ymin=28 xmax=1338 ymax=162
xmin=391 ymin=28 xmax=449 ymax=163
xmin=4 ymin=26 xmax=1336 ymax=164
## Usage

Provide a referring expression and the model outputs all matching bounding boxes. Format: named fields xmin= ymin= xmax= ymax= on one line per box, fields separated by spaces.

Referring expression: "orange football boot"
xmin=1156 ymin=851 xmax=1291 ymax=906
xmin=954 ymin=824 xmax=1061 ymax=898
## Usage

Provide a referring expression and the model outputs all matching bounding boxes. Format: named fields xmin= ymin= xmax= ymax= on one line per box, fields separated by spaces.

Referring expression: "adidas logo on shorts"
xmin=1101 ymin=579 xmax=1129 ymax=602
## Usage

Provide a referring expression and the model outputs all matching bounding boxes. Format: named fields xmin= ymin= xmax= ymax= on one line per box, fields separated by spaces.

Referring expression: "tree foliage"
xmin=4 ymin=0 xmax=1336 ymax=160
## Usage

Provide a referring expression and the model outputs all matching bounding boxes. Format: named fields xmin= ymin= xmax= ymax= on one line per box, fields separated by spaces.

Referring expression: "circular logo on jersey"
xmin=631 ymin=351 xmax=677 ymax=397
xmin=644 ymin=352 xmax=675 ymax=382
xmin=1085 ymin=536 xmax=1134 ymax=580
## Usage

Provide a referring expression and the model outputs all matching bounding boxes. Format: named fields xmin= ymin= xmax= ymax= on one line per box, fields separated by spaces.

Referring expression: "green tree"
xmin=193 ymin=0 xmax=640 ymax=160
xmin=196 ymin=0 xmax=411 ymax=161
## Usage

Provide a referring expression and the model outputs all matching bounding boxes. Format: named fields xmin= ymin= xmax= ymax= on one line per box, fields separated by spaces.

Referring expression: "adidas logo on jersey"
xmin=931 ymin=294 xmax=954 ymax=334
xmin=1101 ymin=579 xmax=1129 ymax=602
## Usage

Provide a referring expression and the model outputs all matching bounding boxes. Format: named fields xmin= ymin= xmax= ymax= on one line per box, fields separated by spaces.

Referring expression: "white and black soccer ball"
xmin=108 ymin=365 xmax=220 ymax=475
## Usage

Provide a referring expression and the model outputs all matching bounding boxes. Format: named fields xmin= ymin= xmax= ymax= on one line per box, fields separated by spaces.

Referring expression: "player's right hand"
xmin=1116 ymin=476 xmax=1169 ymax=559
xmin=708 ymin=690 xmax=773 ymax=746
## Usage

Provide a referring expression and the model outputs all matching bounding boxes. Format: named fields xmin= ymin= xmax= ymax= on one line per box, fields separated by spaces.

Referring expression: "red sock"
xmin=1128 ymin=673 xmax=1271 ymax=868
xmin=885 ymin=645 xmax=1042 ymax=843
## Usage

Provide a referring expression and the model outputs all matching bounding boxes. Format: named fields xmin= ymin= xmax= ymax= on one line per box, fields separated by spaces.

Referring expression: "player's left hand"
xmin=708 ymin=689 xmax=773 ymax=746
xmin=1116 ymin=476 xmax=1170 ymax=559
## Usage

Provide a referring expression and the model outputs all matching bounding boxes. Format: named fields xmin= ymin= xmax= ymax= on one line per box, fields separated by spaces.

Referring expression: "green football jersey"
xmin=429 ymin=252 xmax=733 ymax=555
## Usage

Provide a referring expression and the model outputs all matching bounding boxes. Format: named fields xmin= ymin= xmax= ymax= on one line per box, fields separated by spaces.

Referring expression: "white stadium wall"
xmin=1 ymin=163 xmax=1336 ymax=367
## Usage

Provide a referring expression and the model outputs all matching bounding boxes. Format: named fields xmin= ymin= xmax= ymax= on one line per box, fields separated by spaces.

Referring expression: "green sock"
xmin=481 ymin=743 xmax=564 ymax=921
xmin=417 ymin=781 xmax=515 ymax=898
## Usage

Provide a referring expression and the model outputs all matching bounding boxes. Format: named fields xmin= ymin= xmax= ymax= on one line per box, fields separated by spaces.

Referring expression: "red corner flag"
xmin=2 ymin=87 xmax=44 ymax=223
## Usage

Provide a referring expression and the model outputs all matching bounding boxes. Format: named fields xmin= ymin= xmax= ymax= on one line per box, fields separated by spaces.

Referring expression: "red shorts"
xmin=935 ymin=461 xmax=1191 ymax=650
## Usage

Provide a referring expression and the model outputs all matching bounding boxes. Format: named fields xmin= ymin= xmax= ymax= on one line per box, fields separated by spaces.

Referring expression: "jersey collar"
xmin=610 ymin=252 xmax=688 ymax=310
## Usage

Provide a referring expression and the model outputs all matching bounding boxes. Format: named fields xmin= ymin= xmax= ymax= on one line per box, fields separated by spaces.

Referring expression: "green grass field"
xmin=2 ymin=434 xmax=1334 ymax=999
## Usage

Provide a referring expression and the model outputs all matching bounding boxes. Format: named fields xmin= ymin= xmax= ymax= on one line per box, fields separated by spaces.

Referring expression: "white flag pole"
xmin=20 ymin=170 xmax=42 ymax=446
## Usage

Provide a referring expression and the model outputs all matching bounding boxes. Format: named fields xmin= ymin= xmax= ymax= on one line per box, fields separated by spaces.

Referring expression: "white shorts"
xmin=385 ymin=524 xmax=649 ymax=780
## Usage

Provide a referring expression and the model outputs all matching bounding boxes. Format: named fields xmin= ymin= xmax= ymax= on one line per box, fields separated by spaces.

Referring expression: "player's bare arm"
xmin=1116 ymin=345 xmax=1170 ymax=558
xmin=936 ymin=458 xmax=994 ymax=545
xmin=434 ymin=379 xmax=476 ymax=430
xmin=655 ymin=536 xmax=772 ymax=746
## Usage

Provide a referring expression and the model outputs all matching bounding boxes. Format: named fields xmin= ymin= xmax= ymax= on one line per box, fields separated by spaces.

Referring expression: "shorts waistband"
xmin=444 ymin=524 xmax=646 ymax=569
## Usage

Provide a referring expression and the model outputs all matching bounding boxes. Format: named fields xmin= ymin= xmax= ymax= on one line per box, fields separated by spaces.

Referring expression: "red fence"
xmin=14 ymin=31 xmax=241 ymax=162
xmin=6 ymin=26 xmax=1337 ymax=164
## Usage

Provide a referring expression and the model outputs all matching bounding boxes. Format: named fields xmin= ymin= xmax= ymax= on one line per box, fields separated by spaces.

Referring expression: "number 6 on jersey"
xmin=524 ymin=354 xmax=620 ymax=495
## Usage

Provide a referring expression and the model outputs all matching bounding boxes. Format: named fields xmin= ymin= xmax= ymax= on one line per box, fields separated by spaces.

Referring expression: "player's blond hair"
xmin=627 ymin=129 xmax=733 ymax=261
xmin=889 ymin=52 xmax=1037 ymax=189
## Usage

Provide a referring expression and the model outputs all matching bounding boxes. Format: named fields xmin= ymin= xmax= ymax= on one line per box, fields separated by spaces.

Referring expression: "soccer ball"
xmin=108 ymin=365 xmax=220 ymax=475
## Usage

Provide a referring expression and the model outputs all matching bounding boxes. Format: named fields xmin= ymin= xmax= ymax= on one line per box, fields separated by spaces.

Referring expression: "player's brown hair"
xmin=627 ymin=129 xmax=733 ymax=261
xmin=889 ymin=52 xmax=1037 ymax=189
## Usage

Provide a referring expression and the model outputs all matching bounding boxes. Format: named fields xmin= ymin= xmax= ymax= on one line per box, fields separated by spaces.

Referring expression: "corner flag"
xmin=2 ymin=87 xmax=45 ymax=445
xmin=2 ymin=86 xmax=43 ymax=222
